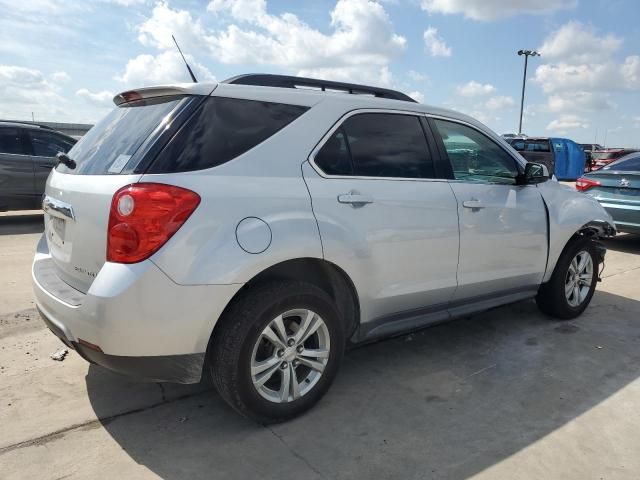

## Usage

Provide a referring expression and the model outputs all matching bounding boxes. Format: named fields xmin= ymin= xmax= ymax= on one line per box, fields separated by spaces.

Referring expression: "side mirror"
xmin=522 ymin=162 xmax=549 ymax=184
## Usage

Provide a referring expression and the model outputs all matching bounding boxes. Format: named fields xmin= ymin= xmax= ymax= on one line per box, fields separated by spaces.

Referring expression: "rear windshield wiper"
xmin=56 ymin=152 xmax=76 ymax=170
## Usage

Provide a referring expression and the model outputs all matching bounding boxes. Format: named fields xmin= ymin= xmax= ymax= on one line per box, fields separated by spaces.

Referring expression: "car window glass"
xmin=340 ymin=113 xmax=435 ymax=179
xmin=433 ymin=119 xmax=519 ymax=184
xmin=29 ymin=130 xmax=75 ymax=157
xmin=0 ymin=128 xmax=27 ymax=155
xmin=604 ymin=154 xmax=640 ymax=171
xmin=150 ymin=97 xmax=308 ymax=173
xmin=314 ymin=128 xmax=353 ymax=175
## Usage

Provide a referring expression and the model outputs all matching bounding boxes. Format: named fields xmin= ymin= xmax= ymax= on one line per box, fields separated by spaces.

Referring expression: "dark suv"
xmin=0 ymin=122 xmax=76 ymax=211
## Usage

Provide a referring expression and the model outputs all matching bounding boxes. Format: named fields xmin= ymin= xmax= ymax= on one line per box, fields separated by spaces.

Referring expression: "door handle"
xmin=337 ymin=191 xmax=374 ymax=207
xmin=462 ymin=199 xmax=484 ymax=209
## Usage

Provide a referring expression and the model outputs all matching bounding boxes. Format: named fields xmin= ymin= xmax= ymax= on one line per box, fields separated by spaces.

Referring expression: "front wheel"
xmin=536 ymin=237 xmax=599 ymax=319
xmin=209 ymin=280 xmax=345 ymax=423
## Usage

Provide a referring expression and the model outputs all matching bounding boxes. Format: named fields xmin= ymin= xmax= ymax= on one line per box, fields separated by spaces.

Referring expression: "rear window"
xmin=57 ymin=96 xmax=188 ymax=175
xmin=603 ymin=154 xmax=640 ymax=172
xmin=148 ymin=97 xmax=308 ymax=173
xmin=510 ymin=140 xmax=551 ymax=152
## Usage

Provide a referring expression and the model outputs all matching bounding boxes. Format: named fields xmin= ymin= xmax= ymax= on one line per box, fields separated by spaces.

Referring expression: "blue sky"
xmin=1 ymin=0 xmax=639 ymax=146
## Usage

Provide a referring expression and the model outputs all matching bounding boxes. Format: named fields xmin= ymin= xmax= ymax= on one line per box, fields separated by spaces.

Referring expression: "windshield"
xmin=57 ymin=95 xmax=187 ymax=175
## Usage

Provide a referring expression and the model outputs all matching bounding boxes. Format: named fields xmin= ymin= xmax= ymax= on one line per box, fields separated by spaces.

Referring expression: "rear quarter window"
xmin=148 ymin=97 xmax=308 ymax=173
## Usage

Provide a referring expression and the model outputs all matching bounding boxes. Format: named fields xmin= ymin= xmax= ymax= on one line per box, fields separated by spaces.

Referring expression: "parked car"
xmin=33 ymin=74 xmax=615 ymax=423
xmin=590 ymin=148 xmax=639 ymax=171
xmin=508 ymin=136 xmax=586 ymax=180
xmin=579 ymin=143 xmax=604 ymax=172
xmin=577 ymin=152 xmax=640 ymax=234
xmin=0 ymin=122 xmax=76 ymax=211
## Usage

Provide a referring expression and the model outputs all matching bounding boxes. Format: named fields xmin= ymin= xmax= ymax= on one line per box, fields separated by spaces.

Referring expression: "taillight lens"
xmin=107 ymin=183 xmax=200 ymax=263
xmin=575 ymin=177 xmax=601 ymax=192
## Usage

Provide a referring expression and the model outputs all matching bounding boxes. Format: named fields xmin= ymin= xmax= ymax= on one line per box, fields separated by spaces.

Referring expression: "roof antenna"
xmin=172 ymin=34 xmax=198 ymax=83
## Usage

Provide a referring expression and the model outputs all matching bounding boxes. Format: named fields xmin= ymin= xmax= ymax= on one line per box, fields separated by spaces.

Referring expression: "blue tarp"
xmin=550 ymin=137 xmax=586 ymax=181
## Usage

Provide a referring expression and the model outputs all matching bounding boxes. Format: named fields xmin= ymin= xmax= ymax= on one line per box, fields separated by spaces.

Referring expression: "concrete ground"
xmin=1 ymin=211 xmax=639 ymax=480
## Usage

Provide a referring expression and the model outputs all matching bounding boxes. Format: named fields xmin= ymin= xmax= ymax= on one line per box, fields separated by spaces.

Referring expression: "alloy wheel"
xmin=564 ymin=250 xmax=594 ymax=308
xmin=250 ymin=309 xmax=330 ymax=403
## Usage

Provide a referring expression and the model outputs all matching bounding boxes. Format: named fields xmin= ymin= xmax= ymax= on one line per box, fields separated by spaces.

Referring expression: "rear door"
xmin=429 ymin=117 xmax=547 ymax=302
xmin=303 ymin=111 xmax=459 ymax=324
xmin=0 ymin=127 xmax=34 ymax=208
xmin=26 ymin=129 xmax=76 ymax=196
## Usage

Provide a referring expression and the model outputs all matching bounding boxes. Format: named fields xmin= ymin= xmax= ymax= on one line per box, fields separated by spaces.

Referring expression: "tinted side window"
xmin=29 ymin=130 xmax=75 ymax=157
xmin=314 ymin=128 xmax=352 ymax=175
xmin=433 ymin=119 xmax=519 ymax=185
xmin=0 ymin=128 xmax=26 ymax=155
xmin=341 ymin=113 xmax=434 ymax=179
xmin=150 ymin=97 xmax=308 ymax=173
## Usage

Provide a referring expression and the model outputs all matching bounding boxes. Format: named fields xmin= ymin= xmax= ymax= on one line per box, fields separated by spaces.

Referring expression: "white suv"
xmin=33 ymin=74 xmax=615 ymax=422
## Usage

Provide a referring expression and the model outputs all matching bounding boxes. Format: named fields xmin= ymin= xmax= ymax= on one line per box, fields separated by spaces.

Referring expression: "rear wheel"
xmin=536 ymin=237 xmax=599 ymax=319
xmin=209 ymin=280 xmax=344 ymax=423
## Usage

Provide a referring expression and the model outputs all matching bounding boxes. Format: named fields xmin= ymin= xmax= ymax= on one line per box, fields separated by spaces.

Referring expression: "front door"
xmin=430 ymin=118 xmax=547 ymax=302
xmin=303 ymin=112 xmax=460 ymax=324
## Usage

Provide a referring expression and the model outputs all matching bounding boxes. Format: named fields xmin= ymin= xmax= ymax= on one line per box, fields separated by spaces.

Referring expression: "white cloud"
xmin=0 ymin=65 xmax=65 ymax=120
xmin=407 ymin=70 xmax=427 ymax=82
xmin=408 ymin=91 xmax=425 ymax=103
xmin=547 ymin=91 xmax=616 ymax=112
xmin=0 ymin=65 xmax=99 ymax=123
xmin=456 ymin=80 xmax=495 ymax=96
xmin=117 ymin=51 xmax=216 ymax=86
xmin=546 ymin=114 xmax=589 ymax=132
xmin=51 ymin=71 xmax=70 ymax=83
xmin=485 ymin=95 xmax=515 ymax=110
xmin=539 ymin=21 xmax=622 ymax=64
xmin=76 ymin=88 xmax=114 ymax=107
xmin=534 ymin=58 xmax=640 ymax=93
xmin=134 ymin=1 xmax=406 ymax=87
xmin=423 ymin=27 xmax=451 ymax=57
xmin=534 ymin=23 xmax=640 ymax=95
xmin=420 ymin=0 xmax=576 ymax=21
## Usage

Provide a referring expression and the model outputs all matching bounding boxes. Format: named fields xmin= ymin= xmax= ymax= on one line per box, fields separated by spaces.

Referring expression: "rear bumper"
xmin=32 ymin=234 xmax=242 ymax=383
xmin=599 ymin=201 xmax=640 ymax=235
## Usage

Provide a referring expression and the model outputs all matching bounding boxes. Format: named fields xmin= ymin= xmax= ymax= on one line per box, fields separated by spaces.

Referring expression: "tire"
xmin=209 ymin=280 xmax=345 ymax=423
xmin=536 ymin=237 xmax=599 ymax=320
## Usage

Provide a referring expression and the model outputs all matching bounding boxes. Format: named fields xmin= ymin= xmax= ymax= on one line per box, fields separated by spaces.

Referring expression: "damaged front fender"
xmin=537 ymin=181 xmax=616 ymax=283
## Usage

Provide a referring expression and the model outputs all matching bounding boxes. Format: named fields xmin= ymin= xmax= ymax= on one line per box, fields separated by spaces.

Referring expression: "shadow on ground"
xmin=0 ymin=213 xmax=43 ymax=236
xmin=602 ymin=233 xmax=640 ymax=254
xmin=86 ymin=291 xmax=640 ymax=480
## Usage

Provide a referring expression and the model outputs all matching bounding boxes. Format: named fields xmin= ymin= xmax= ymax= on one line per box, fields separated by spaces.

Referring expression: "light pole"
xmin=517 ymin=49 xmax=540 ymax=135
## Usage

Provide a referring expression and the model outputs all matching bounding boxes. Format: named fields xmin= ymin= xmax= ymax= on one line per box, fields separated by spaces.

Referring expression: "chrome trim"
xmin=42 ymin=196 xmax=75 ymax=221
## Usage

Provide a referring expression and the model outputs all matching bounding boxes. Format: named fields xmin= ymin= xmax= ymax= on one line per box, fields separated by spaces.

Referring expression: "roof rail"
xmin=222 ymin=73 xmax=417 ymax=103
xmin=0 ymin=120 xmax=53 ymax=130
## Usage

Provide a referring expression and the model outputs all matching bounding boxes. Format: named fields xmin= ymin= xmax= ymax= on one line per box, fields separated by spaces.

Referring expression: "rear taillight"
xmin=575 ymin=177 xmax=601 ymax=192
xmin=107 ymin=183 xmax=200 ymax=264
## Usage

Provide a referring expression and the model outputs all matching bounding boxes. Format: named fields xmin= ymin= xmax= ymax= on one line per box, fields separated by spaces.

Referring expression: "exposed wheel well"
xmin=216 ymin=258 xmax=360 ymax=339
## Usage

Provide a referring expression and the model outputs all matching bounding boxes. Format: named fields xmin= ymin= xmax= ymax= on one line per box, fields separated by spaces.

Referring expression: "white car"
xmin=33 ymin=74 xmax=616 ymax=422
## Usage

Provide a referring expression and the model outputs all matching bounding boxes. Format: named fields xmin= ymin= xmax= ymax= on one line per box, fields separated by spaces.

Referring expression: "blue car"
xmin=577 ymin=152 xmax=640 ymax=234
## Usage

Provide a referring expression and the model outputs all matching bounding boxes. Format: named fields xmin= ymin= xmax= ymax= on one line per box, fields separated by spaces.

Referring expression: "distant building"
xmin=0 ymin=120 xmax=93 ymax=138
